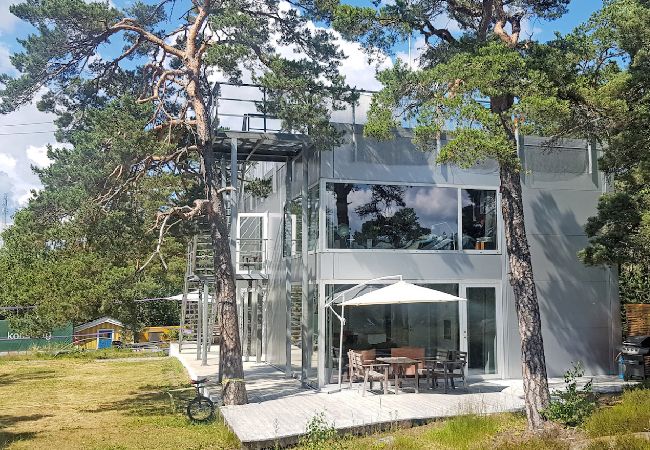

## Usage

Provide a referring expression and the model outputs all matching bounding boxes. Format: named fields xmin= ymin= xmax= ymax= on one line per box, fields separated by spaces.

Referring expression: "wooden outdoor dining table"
xmin=376 ymin=356 xmax=420 ymax=394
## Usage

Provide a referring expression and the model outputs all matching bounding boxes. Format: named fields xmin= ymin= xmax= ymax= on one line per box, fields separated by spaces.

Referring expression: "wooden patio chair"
xmin=429 ymin=350 xmax=467 ymax=390
xmin=347 ymin=350 xmax=389 ymax=396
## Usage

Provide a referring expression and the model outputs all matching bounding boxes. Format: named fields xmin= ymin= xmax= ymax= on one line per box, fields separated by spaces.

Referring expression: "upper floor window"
xmin=325 ymin=182 xmax=458 ymax=250
xmin=461 ymin=189 xmax=498 ymax=250
xmin=283 ymin=187 xmax=319 ymax=257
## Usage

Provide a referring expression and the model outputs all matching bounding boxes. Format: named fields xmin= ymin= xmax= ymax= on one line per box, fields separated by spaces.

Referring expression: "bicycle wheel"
xmin=186 ymin=395 xmax=214 ymax=422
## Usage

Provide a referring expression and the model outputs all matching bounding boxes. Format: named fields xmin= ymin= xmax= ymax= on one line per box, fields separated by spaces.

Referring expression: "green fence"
xmin=0 ymin=320 xmax=73 ymax=352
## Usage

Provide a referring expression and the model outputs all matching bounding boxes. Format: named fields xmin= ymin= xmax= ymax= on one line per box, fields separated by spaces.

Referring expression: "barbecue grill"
xmin=620 ymin=335 xmax=650 ymax=381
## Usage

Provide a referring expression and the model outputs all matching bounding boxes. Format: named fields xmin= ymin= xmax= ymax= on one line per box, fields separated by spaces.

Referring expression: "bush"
xmin=583 ymin=388 xmax=650 ymax=437
xmin=542 ymin=362 xmax=596 ymax=427
xmin=299 ymin=413 xmax=339 ymax=450
xmin=165 ymin=328 xmax=180 ymax=341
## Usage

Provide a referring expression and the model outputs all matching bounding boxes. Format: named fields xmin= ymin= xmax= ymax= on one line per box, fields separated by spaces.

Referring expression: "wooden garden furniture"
xmin=347 ymin=350 xmax=389 ymax=396
xmin=376 ymin=356 xmax=420 ymax=394
xmin=426 ymin=350 xmax=467 ymax=393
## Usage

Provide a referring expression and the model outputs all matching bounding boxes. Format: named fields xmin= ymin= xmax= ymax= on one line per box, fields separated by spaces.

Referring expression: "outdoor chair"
xmin=347 ymin=350 xmax=389 ymax=396
xmin=429 ymin=350 xmax=467 ymax=390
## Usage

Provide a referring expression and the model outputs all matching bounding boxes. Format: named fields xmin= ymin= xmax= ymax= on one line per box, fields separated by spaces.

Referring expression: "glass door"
xmin=460 ymin=285 xmax=500 ymax=376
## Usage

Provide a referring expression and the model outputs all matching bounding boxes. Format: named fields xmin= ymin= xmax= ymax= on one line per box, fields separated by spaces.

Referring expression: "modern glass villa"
xmin=228 ymin=124 xmax=620 ymax=389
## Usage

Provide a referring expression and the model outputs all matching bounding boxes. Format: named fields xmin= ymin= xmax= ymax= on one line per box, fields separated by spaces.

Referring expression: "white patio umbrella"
xmin=325 ymin=276 xmax=467 ymax=391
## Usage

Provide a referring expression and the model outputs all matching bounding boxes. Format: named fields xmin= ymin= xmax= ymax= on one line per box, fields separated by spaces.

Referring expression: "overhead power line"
xmin=0 ymin=130 xmax=57 ymax=136
xmin=0 ymin=121 xmax=55 ymax=127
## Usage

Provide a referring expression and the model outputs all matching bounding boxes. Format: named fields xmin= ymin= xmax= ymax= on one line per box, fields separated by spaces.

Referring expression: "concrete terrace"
xmin=170 ymin=344 xmax=631 ymax=449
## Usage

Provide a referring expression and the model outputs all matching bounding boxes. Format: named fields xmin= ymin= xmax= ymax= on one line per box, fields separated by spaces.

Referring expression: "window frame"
xmin=319 ymin=178 xmax=502 ymax=255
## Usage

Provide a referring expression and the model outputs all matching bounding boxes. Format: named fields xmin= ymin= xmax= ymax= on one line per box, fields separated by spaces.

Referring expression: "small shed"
xmin=74 ymin=317 xmax=125 ymax=350
xmin=138 ymin=325 xmax=179 ymax=343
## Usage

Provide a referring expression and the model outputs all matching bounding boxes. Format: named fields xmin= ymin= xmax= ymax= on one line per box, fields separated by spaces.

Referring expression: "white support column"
xmin=256 ymin=285 xmax=263 ymax=363
xmin=243 ymin=281 xmax=251 ymax=362
xmin=201 ymin=284 xmax=209 ymax=366
xmin=284 ymin=158 xmax=293 ymax=378
xmin=196 ymin=283 xmax=203 ymax=361
xmin=230 ymin=138 xmax=238 ymax=270
xmin=301 ymin=148 xmax=310 ymax=385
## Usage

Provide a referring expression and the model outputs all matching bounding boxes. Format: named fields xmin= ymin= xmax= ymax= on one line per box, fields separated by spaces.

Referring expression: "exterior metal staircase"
xmin=178 ymin=224 xmax=218 ymax=353
xmin=178 ymin=215 xmax=268 ymax=362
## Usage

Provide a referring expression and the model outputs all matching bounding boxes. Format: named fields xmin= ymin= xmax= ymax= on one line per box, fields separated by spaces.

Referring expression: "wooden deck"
xmin=171 ymin=344 xmax=631 ymax=449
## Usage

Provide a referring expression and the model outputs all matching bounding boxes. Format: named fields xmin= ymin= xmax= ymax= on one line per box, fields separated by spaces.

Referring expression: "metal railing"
xmin=214 ymin=81 xmax=378 ymax=133
xmin=236 ymin=238 xmax=268 ymax=274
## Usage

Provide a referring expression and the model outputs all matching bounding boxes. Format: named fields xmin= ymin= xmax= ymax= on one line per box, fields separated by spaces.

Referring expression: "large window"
xmin=325 ymin=183 xmax=458 ymax=250
xmin=308 ymin=186 xmax=319 ymax=251
xmin=325 ymin=283 xmax=460 ymax=383
xmin=283 ymin=187 xmax=319 ymax=257
xmin=461 ymin=189 xmax=498 ymax=250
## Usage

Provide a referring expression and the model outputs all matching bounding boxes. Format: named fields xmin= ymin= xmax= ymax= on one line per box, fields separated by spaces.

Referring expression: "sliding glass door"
xmin=460 ymin=284 xmax=501 ymax=377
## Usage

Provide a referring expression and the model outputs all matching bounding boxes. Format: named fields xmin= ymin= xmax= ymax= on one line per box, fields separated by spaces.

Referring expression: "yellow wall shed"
xmin=73 ymin=317 xmax=125 ymax=350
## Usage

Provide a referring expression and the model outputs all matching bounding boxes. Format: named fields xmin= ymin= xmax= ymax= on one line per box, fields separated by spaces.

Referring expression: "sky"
xmin=0 ymin=0 xmax=603 ymax=221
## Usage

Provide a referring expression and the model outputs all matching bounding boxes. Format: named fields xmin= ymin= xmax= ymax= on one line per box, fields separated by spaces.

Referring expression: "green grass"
xmin=584 ymin=435 xmax=650 ymax=450
xmin=293 ymin=413 xmax=527 ymax=450
xmin=583 ymin=388 xmax=650 ymax=437
xmin=419 ymin=414 xmax=503 ymax=448
xmin=295 ymin=385 xmax=650 ymax=450
xmin=0 ymin=356 xmax=239 ymax=450
xmin=0 ymin=346 xmax=168 ymax=361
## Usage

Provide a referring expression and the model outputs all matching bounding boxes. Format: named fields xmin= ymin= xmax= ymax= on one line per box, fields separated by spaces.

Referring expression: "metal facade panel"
xmin=326 ymin=252 xmax=503 ymax=281
xmin=528 ymin=234 xmax=610 ymax=282
xmin=522 ymin=188 xmax=602 ymax=235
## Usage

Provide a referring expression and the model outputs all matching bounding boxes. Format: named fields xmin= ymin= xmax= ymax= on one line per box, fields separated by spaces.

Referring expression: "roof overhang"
xmin=212 ymin=130 xmax=309 ymax=162
xmin=74 ymin=316 xmax=124 ymax=332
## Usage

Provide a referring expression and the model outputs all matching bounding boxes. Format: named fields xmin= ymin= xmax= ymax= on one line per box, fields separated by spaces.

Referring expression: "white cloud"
xmin=0 ymin=43 xmax=14 ymax=73
xmin=396 ymin=36 xmax=426 ymax=69
xmin=0 ymin=100 xmax=59 ymax=215
xmin=26 ymin=144 xmax=52 ymax=168
xmin=0 ymin=3 xmax=18 ymax=36
xmin=0 ymin=153 xmax=17 ymax=171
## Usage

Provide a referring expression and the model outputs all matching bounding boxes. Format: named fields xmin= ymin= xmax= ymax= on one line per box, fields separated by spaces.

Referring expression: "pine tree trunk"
xmin=189 ymin=75 xmax=247 ymax=406
xmin=500 ymin=163 xmax=549 ymax=428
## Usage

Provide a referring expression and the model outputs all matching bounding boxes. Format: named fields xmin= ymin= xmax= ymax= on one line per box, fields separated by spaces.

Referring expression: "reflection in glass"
xmin=307 ymin=282 xmax=318 ymax=384
xmin=467 ymin=287 xmax=497 ymax=375
xmin=324 ymin=283 xmax=460 ymax=384
xmin=325 ymin=183 xmax=458 ymax=250
xmin=238 ymin=216 xmax=263 ymax=272
xmin=290 ymin=284 xmax=302 ymax=374
xmin=462 ymin=189 xmax=497 ymax=250
xmin=283 ymin=189 xmax=319 ymax=256
xmin=308 ymin=187 xmax=319 ymax=251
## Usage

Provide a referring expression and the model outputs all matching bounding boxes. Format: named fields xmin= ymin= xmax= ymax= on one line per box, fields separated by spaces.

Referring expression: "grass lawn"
xmin=0 ymin=355 xmax=239 ymax=450
xmin=295 ymin=387 xmax=650 ymax=450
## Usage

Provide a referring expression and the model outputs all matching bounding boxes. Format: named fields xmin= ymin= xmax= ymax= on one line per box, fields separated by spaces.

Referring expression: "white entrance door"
xmin=459 ymin=284 xmax=502 ymax=377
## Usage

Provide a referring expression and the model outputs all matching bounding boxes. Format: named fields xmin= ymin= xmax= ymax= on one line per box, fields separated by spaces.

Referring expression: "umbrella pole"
xmin=337 ymin=303 xmax=345 ymax=391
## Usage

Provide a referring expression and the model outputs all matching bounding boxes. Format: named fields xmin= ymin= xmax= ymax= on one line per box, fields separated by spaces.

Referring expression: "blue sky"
xmin=0 ymin=0 xmax=603 ymax=219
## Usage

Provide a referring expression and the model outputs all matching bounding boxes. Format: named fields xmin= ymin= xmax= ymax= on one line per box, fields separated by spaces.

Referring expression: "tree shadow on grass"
xmin=84 ymin=384 xmax=197 ymax=418
xmin=0 ymin=414 xmax=51 ymax=447
xmin=0 ymin=369 xmax=57 ymax=386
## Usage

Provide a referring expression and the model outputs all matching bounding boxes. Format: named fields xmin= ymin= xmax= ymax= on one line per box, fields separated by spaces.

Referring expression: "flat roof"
xmin=212 ymin=130 xmax=308 ymax=162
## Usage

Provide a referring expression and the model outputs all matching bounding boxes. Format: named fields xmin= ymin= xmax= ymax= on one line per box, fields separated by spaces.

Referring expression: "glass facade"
xmin=466 ymin=287 xmax=497 ymax=375
xmin=282 ymin=186 xmax=319 ymax=257
xmin=324 ymin=283 xmax=460 ymax=384
xmin=238 ymin=215 xmax=264 ymax=272
xmin=462 ymin=189 xmax=498 ymax=250
xmin=325 ymin=183 xmax=459 ymax=250
xmin=308 ymin=187 xmax=319 ymax=251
